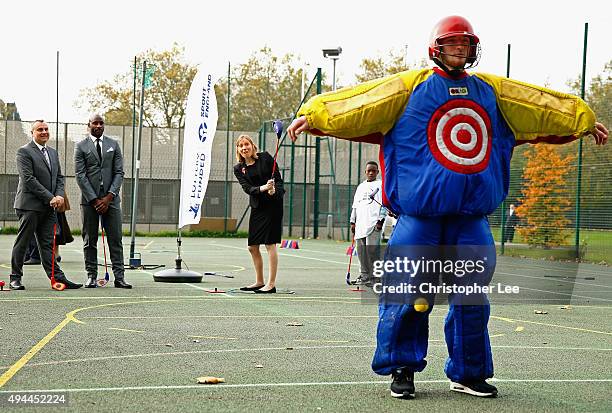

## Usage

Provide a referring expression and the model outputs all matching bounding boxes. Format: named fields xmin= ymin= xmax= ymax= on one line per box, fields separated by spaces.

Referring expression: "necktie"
xmin=96 ymin=138 xmax=102 ymax=162
xmin=41 ymin=147 xmax=51 ymax=171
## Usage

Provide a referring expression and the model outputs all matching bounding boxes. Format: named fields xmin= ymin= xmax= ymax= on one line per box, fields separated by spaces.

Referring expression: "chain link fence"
xmin=1 ymin=117 xmax=610 ymax=262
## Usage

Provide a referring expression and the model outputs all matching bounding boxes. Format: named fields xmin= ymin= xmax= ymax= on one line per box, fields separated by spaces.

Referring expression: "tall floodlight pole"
xmin=129 ymin=60 xmax=147 ymax=266
xmin=322 ymin=47 xmax=342 ymax=239
xmin=132 ymin=56 xmax=137 ymax=191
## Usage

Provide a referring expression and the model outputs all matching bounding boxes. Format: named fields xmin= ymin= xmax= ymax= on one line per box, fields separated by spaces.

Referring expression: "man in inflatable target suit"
xmin=288 ymin=15 xmax=608 ymax=399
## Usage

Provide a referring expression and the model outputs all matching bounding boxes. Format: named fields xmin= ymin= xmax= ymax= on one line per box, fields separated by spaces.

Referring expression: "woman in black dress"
xmin=233 ymin=135 xmax=284 ymax=293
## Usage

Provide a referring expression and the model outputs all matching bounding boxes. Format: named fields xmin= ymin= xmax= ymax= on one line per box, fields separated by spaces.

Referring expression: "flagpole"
xmin=55 ymin=51 xmax=59 ymax=150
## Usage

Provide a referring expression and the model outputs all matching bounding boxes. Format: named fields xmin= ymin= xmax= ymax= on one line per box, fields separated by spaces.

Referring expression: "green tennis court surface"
xmin=1 ymin=236 xmax=611 ymax=411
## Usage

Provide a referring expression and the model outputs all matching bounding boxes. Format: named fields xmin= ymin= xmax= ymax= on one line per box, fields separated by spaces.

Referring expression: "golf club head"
xmin=52 ymin=281 xmax=66 ymax=291
xmin=273 ymin=120 xmax=283 ymax=139
xmin=368 ymin=187 xmax=380 ymax=203
xmin=346 ymin=272 xmax=351 ymax=285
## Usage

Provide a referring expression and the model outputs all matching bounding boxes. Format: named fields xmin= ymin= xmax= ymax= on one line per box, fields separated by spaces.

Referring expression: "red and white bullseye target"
xmin=427 ymin=99 xmax=492 ymax=174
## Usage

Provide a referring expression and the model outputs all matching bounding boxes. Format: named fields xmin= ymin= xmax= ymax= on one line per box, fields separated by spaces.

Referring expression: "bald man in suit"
xmin=75 ymin=114 xmax=131 ymax=288
xmin=9 ymin=120 xmax=82 ymax=290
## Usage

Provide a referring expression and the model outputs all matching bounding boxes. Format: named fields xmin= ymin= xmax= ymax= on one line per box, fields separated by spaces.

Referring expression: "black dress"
xmin=233 ymin=152 xmax=284 ymax=246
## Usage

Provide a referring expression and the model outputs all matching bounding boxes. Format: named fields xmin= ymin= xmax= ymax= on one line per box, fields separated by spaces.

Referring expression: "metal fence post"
xmin=500 ymin=43 xmax=511 ymax=254
xmin=313 ymin=68 xmax=322 ymax=238
xmin=575 ymin=22 xmax=589 ymax=259
xmin=224 ymin=62 xmax=231 ymax=233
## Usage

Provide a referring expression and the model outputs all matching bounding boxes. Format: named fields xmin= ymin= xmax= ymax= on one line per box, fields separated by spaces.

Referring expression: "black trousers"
xmin=11 ymin=209 xmax=65 ymax=279
xmin=81 ymin=204 xmax=125 ymax=280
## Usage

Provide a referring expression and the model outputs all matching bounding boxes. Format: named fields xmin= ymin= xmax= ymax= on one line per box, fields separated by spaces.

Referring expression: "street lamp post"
xmin=322 ymin=47 xmax=342 ymax=239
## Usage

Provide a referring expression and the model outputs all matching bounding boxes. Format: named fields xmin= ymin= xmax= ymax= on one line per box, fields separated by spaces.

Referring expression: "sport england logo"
xmin=427 ymin=99 xmax=492 ymax=174
xmin=198 ymin=122 xmax=208 ymax=142
xmin=449 ymin=87 xmax=468 ymax=96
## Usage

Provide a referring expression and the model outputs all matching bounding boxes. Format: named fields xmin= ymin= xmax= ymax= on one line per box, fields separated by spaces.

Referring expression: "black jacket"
xmin=233 ymin=152 xmax=284 ymax=209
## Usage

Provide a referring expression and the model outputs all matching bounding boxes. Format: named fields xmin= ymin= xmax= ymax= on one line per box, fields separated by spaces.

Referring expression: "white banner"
xmin=178 ymin=70 xmax=218 ymax=228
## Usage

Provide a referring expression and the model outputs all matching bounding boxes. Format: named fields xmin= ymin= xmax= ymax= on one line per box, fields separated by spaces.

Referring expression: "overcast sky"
xmin=1 ymin=0 xmax=610 ymax=124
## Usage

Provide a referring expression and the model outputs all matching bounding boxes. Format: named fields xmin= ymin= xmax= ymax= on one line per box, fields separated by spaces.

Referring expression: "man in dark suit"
xmin=75 ymin=114 xmax=131 ymax=288
xmin=9 ymin=120 xmax=82 ymax=290
xmin=503 ymin=204 xmax=518 ymax=243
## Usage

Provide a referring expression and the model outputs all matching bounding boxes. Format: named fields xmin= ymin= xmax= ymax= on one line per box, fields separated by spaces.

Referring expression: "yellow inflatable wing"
xmin=475 ymin=72 xmax=596 ymax=145
xmin=297 ymin=69 xmax=434 ymax=143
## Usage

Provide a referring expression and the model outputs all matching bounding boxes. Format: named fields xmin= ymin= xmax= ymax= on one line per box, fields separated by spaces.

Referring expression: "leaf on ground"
xmin=197 ymin=376 xmax=225 ymax=384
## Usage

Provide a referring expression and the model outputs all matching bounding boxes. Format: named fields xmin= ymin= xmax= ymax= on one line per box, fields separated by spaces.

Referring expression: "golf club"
xmin=97 ymin=216 xmax=110 ymax=287
xmin=368 ymin=187 xmax=398 ymax=218
xmin=50 ymin=218 xmax=66 ymax=291
xmin=271 ymin=120 xmax=283 ymax=177
xmin=346 ymin=234 xmax=356 ymax=285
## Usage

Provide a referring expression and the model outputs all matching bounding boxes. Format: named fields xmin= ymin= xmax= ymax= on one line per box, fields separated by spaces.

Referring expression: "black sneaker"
xmin=450 ymin=380 xmax=498 ymax=397
xmin=390 ymin=368 xmax=415 ymax=399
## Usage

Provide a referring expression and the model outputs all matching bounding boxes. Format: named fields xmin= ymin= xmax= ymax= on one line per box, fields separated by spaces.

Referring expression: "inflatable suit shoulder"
xmin=297 ymin=69 xmax=434 ymax=143
xmin=474 ymin=72 xmax=596 ymax=144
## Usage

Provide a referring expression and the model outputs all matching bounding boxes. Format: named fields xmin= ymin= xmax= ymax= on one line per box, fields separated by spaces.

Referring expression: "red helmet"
xmin=428 ymin=16 xmax=481 ymax=69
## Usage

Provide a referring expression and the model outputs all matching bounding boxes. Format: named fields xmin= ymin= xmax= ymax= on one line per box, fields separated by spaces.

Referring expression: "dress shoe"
xmin=9 ymin=278 xmax=25 ymax=290
xmin=24 ymin=259 xmax=41 ymax=265
xmin=55 ymin=277 xmax=83 ymax=289
xmin=85 ymin=277 xmax=97 ymax=288
xmin=114 ymin=279 xmax=132 ymax=289
xmin=254 ymin=286 xmax=276 ymax=294
xmin=239 ymin=284 xmax=264 ymax=291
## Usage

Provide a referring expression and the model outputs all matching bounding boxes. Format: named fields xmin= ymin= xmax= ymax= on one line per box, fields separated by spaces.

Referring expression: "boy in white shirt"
xmin=350 ymin=161 xmax=387 ymax=286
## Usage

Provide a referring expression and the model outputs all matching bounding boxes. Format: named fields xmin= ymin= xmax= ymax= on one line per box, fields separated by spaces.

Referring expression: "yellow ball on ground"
xmin=413 ymin=297 xmax=429 ymax=312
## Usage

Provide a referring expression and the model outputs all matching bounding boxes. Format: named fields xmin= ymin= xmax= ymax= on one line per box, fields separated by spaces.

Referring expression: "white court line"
xmin=496 ymin=283 xmax=612 ymax=303
xmin=3 ymin=343 xmax=610 ymax=370
xmin=2 ymin=378 xmax=611 ymax=394
xmin=496 ymin=271 xmax=612 ymax=289
xmin=0 ymin=345 xmax=376 ymax=369
xmin=498 ymin=259 xmax=612 ymax=277
xmin=0 ymin=295 xmax=367 ymax=302
xmin=212 ymin=242 xmax=346 ymax=265
xmin=291 ymin=247 xmax=348 ymax=257
xmin=490 ymin=345 xmax=612 ymax=351
xmin=135 ymin=269 xmax=233 ymax=298
xmin=490 ymin=378 xmax=612 ymax=383
xmin=81 ymin=315 xmax=379 ymax=319
xmin=238 ymin=242 xmax=612 ymax=283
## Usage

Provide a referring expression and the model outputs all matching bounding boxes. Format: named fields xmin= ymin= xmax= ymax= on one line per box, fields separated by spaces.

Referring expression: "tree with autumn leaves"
xmin=516 ymin=144 xmax=575 ymax=247
xmin=78 ymin=44 xmax=197 ymax=128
